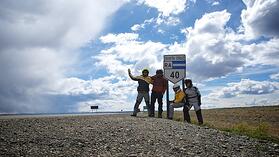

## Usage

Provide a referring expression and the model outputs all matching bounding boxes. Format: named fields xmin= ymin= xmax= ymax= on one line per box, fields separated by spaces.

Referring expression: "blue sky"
xmin=0 ymin=0 xmax=279 ymax=113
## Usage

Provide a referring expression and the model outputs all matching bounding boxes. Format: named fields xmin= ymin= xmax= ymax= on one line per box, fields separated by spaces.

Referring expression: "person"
xmin=128 ymin=68 xmax=153 ymax=117
xmin=184 ymin=79 xmax=203 ymax=125
xmin=168 ymin=84 xmax=186 ymax=120
xmin=150 ymin=69 xmax=167 ymax=118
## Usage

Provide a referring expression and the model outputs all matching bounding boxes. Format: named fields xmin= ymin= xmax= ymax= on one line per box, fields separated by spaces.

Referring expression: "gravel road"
xmin=0 ymin=114 xmax=278 ymax=157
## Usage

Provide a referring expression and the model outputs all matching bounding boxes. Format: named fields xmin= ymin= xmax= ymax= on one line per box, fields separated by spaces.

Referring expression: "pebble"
xmin=0 ymin=114 xmax=278 ymax=157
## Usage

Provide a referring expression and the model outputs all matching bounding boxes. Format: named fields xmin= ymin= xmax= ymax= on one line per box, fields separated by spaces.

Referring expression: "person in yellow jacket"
xmin=168 ymin=84 xmax=186 ymax=119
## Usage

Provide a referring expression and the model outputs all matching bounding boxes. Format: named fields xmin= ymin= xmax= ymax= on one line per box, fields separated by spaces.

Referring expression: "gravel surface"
xmin=0 ymin=114 xmax=278 ymax=157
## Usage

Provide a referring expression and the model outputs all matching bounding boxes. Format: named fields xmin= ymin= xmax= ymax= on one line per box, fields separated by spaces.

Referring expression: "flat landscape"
xmin=0 ymin=106 xmax=279 ymax=156
xmin=166 ymin=105 xmax=279 ymax=143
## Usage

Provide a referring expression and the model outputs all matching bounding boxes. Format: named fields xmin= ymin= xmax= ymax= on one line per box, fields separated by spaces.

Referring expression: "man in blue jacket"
xmin=128 ymin=68 xmax=152 ymax=117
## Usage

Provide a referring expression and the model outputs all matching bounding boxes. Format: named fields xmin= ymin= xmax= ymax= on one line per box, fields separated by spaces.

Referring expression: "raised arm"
xmin=128 ymin=69 xmax=138 ymax=81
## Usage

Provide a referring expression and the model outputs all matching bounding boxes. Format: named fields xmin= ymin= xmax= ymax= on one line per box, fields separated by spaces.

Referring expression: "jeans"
xmin=133 ymin=91 xmax=150 ymax=115
xmin=168 ymin=102 xmax=184 ymax=119
xmin=150 ymin=92 xmax=163 ymax=116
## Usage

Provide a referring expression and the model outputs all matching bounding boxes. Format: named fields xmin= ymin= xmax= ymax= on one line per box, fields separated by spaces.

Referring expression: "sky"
xmin=0 ymin=0 xmax=279 ymax=114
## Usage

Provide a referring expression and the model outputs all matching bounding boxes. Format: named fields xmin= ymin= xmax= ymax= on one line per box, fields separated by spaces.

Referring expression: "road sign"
xmin=163 ymin=54 xmax=186 ymax=84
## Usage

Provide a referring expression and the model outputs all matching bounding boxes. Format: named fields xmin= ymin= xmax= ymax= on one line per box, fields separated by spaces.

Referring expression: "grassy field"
xmin=158 ymin=105 xmax=279 ymax=143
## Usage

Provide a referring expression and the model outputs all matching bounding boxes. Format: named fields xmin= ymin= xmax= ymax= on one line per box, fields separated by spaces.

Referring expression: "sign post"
xmin=163 ymin=54 xmax=186 ymax=118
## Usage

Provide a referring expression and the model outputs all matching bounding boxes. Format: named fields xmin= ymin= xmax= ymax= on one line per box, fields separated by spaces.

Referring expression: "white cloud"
xmin=96 ymin=33 xmax=168 ymax=76
xmin=50 ymin=76 xmax=138 ymax=112
xmin=208 ymin=79 xmax=279 ymax=98
xmin=157 ymin=29 xmax=165 ymax=34
xmin=270 ymin=73 xmax=279 ymax=80
xmin=183 ymin=10 xmax=248 ymax=80
xmin=192 ymin=10 xmax=231 ymax=34
xmin=131 ymin=24 xmax=143 ymax=31
xmin=203 ymin=92 xmax=279 ymax=109
xmin=242 ymin=38 xmax=279 ymax=66
xmin=100 ymin=33 xmax=139 ymax=44
xmin=203 ymin=79 xmax=279 ymax=108
xmin=241 ymin=0 xmax=279 ymax=38
xmin=135 ymin=0 xmax=185 ymax=31
xmin=77 ymin=99 xmax=130 ymax=112
xmin=138 ymin=0 xmax=187 ymax=16
xmin=156 ymin=15 xmax=180 ymax=26
xmin=212 ymin=1 xmax=220 ymax=6
xmin=178 ymin=9 xmax=279 ymax=82
xmin=130 ymin=18 xmax=155 ymax=31
xmin=0 ymin=0 xmax=125 ymax=50
xmin=0 ymin=0 xmax=125 ymax=113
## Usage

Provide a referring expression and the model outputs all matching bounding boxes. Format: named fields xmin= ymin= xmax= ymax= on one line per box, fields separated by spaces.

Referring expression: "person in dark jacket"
xmin=150 ymin=69 xmax=167 ymax=118
xmin=184 ymin=79 xmax=203 ymax=125
xmin=128 ymin=68 xmax=152 ymax=117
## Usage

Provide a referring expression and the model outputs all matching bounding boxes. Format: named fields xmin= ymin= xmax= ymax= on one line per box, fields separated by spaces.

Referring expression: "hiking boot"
xmin=183 ymin=108 xmax=191 ymax=123
xmin=196 ymin=109 xmax=203 ymax=125
xmin=149 ymin=114 xmax=154 ymax=117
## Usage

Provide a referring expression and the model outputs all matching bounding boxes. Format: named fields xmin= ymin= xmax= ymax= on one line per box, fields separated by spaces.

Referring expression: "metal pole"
xmin=166 ymin=81 xmax=170 ymax=119
xmin=182 ymin=79 xmax=185 ymax=92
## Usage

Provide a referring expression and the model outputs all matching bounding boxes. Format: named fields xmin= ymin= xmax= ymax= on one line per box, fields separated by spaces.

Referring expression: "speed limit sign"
xmin=163 ymin=54 xmax=186 ymax=84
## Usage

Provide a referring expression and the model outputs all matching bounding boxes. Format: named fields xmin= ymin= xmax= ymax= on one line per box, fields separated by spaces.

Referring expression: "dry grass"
xmin=158 ymin=105 xmax=279 ymax=143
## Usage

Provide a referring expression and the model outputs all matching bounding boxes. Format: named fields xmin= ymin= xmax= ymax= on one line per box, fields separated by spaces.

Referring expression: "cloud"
xmin=138 ymin=0 xmax=187 ymax=16
xmin=99 ymin=9 xmax=277 ymax=84
xmin=131 ymin=24 xmax=143 ymax=31
xmin=270 ymin=73 xmax=279 ymax=80
xmin=203 ymin=79 xmax=279 ymax=108
xmin=242 ymin=38 xmax=279 ymax=66
xmin=208 ymin=79 xmax=279 ymax=98
xmin=0 ymin=48 xmax=70 ymax=113
xmin=0 ymin=0 xmax=125 ymax=50
xmin=212 ymin=1 xmax=220 ymax=6
xmin=241 ymin=0 xmax=279 ymax=38
xmin=180 ymin=9 xmax=279 ymax=81
xmin=203 ymin=92 xmax=279 ymax=109
xmin=51 ymin=76 xmax=138 ymax=112
xmin=130 ymin=18 xmax=155 ymax=32
xmin=182 ymin=10 xmax=248 ymax=80
xmin=95 ymin=33 xmax=168 ymax=76
xmin=0 ymin=0 xmax=125 ymax=113
xmin=100 ymin=33 xmax=139 ymax=44
xmin=155 ymin=15 xmax=180 ymax=26
xmin=134 ymin=0 xmax=185 ymax=32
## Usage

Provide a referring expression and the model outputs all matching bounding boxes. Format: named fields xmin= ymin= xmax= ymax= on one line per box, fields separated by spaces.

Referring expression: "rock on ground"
xmin=0 ymin=114 xmax=278 ymax=157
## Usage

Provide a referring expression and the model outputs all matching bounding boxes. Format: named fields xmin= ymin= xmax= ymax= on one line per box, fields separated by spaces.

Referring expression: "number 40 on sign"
xmin=163 ymin=54 xmax=186 ymax=84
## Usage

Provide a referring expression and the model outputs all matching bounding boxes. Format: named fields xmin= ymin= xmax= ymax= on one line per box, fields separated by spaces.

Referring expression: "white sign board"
xmin=163 ymin=54 xmax=186 ymax=84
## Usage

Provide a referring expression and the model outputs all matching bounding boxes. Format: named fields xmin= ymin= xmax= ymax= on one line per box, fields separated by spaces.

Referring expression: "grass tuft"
xmin=152 ymin=108 xmax=279 ymax=144
xmin=221 ymin=122 xmax=279 ymax=143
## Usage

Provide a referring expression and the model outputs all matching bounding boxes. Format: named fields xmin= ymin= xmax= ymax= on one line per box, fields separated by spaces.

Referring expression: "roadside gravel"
xmin=0 ymin=114 xmax=278 ymax=156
